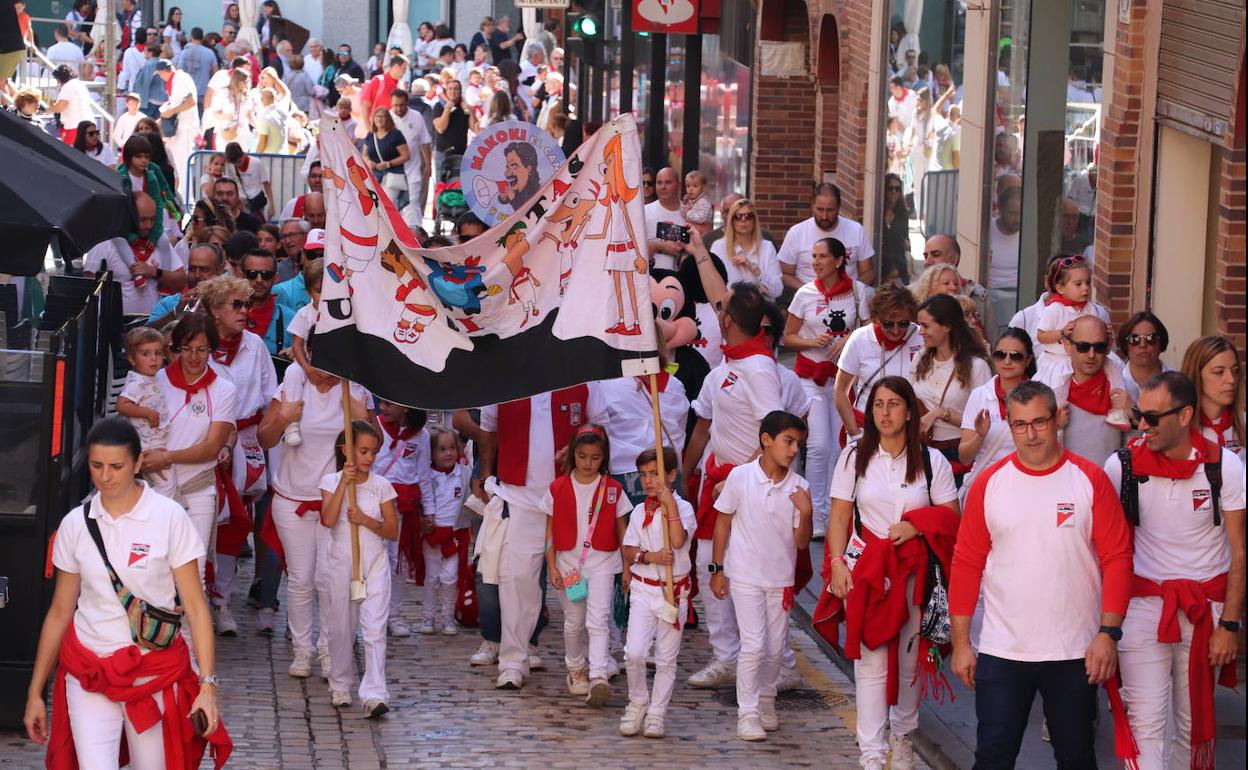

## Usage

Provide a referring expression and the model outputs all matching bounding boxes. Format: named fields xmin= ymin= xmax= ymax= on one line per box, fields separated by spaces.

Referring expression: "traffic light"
xmin=572 ymin=15 xmax=599 ymax=39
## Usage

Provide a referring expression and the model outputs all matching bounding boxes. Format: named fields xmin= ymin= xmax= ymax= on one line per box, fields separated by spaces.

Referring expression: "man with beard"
xmin=241 ymin=249 xmax=296 ymax=355
xmin=85 ymin=193 xmax=186 ymax=315
xmin=777 ymin=183 xmax=876 ymax=291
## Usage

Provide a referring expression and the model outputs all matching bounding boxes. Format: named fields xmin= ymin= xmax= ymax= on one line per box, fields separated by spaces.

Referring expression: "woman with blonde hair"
xmin=1182 ymin=335 xmax=1244 ymax=455
xmin=482 ymin=89 xmax=514 ymax=129
xmin=709 ymin=198 xmax=782 ymax=299
xmin=910 ymin=263 xmax=960 ymax=304
xmin=255 ymin=66 xmax=293 ymax=117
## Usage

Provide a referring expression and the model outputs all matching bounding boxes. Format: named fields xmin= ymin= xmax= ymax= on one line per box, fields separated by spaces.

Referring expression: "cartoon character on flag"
xmin=542 ymin=182 xmax=600 ymax=296
xmin=499 ymin=222 xmax=541 ymax=326
xmin=379 ymin=241 xmax=437 ymax=343
xmin=323 ymin=156 xmax=383 ymax=280
xmin=589 ymin=134 xmax=646 ymax=336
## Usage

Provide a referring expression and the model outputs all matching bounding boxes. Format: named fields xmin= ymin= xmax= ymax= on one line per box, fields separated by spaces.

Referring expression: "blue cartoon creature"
xmin=422 ymin=254 xmax=503 ymax=332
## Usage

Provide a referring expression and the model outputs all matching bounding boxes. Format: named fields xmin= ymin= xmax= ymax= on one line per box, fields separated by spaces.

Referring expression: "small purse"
xmin=84 ymin=500 xmax=184 ymax=650
xmin=563 ymin=478 xmax=607 ymax=604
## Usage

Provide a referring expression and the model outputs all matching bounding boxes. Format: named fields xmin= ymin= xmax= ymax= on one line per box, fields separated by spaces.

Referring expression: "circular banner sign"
xmin=460 ymin=120 xmax=566 ymax=226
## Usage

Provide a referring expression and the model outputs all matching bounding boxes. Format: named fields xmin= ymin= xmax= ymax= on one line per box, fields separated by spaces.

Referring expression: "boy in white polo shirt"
xmin=709 ymin=411 xmax=813 ymax=742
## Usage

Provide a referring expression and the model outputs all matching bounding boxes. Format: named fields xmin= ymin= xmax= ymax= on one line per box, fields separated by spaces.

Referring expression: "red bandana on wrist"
xmin=1045 ymin=293 xmax=1087 ymax=311
xmin=164 ymin=362 xmax=216 ymax=403
xmin=212 ymin=333 xmax=243 ymax=366
xmin=1201 ymin=411 xmax=1234 ymax=446
xmin=817 ymin=274 xmax=853 ymax=301
xmin=1067 ymin=369 xmax=1111 ymax=415
xmin=721 ymin=330 xmax=774 ymax=361
xmin=873 ymin=323 xmax=907 ymax=351
xmin=1128 ymin=428 xmax=1217 ymax=480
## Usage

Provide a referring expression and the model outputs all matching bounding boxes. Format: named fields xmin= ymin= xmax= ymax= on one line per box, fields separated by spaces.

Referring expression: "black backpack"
xmin=1115 ymin=447 xmax=1223 ymax=527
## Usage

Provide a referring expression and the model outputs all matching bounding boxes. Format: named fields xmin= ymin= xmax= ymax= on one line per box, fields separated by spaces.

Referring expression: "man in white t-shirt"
xmin=645 ymin=167 xmax=688 ymax=272
xmin=888 ymin=77 xmax=918 ymax=133
xmin=950 ymin=380 xmax=1132 ymax=768
xmin=85 ymin=193 xmax=186 ymax=315
xmin=49 ymin=65 xmax=94 ymax=144
xmin=46 ymin=23 xmax=85 ymax=71
xmin=390 ymin=88 xmax=433 ymax=227
xmin=986 ymin=185 xmax=1021 ymax=331
xmin=777 ymin=183 xmax=876 ymax=291
xmin=155 ymin=60 xmax=200 ymax=192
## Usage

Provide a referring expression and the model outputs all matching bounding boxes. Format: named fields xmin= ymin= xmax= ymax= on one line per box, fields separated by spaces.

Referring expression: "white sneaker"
xmin=288 ymin=649 xmax=313 ymax=678
xmin=215 ymin=605 xmax=238 ymax=637
xmin=586 ymin=677 xmax=610 ymax=707
xmin=282 ymin=421 xmax=303 ymax=447
xmin=440 ymin=622 xmax=459 ymax=636
xmin=256 ymin=608 xmax=275 ymax=635
xmin=643 ymin=713 xmax=666 ymax=738
xmin=318 ymin=649 xmax=331 ymax=681
xmin=469 ymin=641 xmax=499 ymax=666
xmin=776 ymin=666 xmax=803 ymax=692
xmin=889 ymin=730 xmax=917 ymax=770
xmin=388 ymin=619 xmax=411 ymax=638
xmin=619 ymin=702 xmax=646 ymax=736
xmin=528 ymin=645 xmax=545 ymax=671
xmin=606 ymin=655 xmax=621 ymax=679
xmin=688 ymin=659 xmax=735 ymax=688
xmin=737 ymin=714 xmax=767 ymax=741
xmin=495 ymin=669 xmax=523 ymax=690
xmin=416 ymin=620 xmax=436 ymax=635
xmin=759 ymin=697 xmax=779 ymax=731
xmin=566 ymin=668 xmax=590 ymax=696
xmin=363 ymin=699 xmax=389 ymax=719
xmin=330 ymin=690 xmax=351 ymax=708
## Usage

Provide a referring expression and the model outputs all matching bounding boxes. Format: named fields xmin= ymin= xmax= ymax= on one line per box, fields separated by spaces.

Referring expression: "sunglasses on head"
xmin=991 ymin=350 xmax=1026 ymax=362
xmin=1069 ymin=339 xmax=1109 ymax=355
xmin=1126 ymin=332 xmax=1161 ymax=347
xmin=244 ymin=269 xmax=276 ymax=280
xmin=879 ymin=320 xmax=910 ymax=331
xmin=1132 ymin=405 xmax=1186 ymax=428
xmin=1055 ymin=254 xmax=1087 ymax=269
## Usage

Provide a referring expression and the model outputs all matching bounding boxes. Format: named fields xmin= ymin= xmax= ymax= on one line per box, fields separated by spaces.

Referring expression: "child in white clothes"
xmin=681 ymin=169 xmax=714 ymax=237
xmin=374 ymin=399 xmax=432 ymax=638
xmin=710 ymin=410 xmax=814 ymax=742
xmin=619 ymin=446 xmax=696 ymax=739
xmin=115 ymin=327 xmax=168 ymax=485
xmin=1034 ymin=254 xmax=1109 ymax=367
xmin=319 ymin=419 xmax=398 ymax=718
xmin=544 ymin=425 xmax=632 ymax=707
xmin=421 ymin=427 xmax=471 ymax=635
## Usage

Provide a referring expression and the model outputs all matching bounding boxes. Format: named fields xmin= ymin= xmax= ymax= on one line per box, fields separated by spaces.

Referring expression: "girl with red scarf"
xmin=783 ymin=237 xmax=869 ymax=538
xmin=25 ymin=418 xmax=231 ymax=770
xmin=1182 ymin=335 xmax=1245 ymax=457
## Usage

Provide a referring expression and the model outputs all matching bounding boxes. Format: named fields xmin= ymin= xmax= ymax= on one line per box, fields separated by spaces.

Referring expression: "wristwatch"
xmin=707 ymin=562 xmax=723 ymax=574
xmin=154 ymin=267 xmax=164 ymax=280
xmin=1218 ymin=618 xmax=1241 ymax=633
xmin=199 ymin=673 xmax=220 ymax=687
xmin=1098 ymin=625 xmax=1123 ymax=642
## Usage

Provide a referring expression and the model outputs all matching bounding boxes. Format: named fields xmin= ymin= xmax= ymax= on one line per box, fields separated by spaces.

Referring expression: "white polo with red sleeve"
xmin=950 ymin=450 xmax=1133 ymax=662
xmin=691 ymin=356 xmax=784 ymax=466
xmin=1103 ymin=446 xmax=1245 ymax=582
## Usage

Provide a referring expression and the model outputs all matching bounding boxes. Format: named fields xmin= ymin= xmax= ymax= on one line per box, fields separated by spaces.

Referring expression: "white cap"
xmin=305 ymin=228 xmax=326 ymax=250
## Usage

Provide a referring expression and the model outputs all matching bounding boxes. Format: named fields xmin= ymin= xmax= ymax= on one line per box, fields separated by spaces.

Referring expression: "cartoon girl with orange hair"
xmin=588 ymin=133 xmax=647 ymax=336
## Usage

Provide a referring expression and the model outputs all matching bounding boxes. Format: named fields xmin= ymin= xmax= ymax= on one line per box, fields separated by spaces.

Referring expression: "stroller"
xmin=433 ymin=153 xmax=469 ymax=236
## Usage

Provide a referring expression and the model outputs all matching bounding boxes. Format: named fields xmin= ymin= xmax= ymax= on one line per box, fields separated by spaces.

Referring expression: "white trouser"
xmin=66 ymin=673 xmax=165 ymax=770
xmin=182 ymin=488 xmax=218 ymax=582
xmin=497 ymin=502 xmax=546 ymax=676
xmin=212 ymin=553 xmax=236 ymax=609
xmin=1119 ymin=595 xmax=1225 ymax=770
xmin=732 ymin=582 xmax=788 ymax=717
xmin=555 ymin=566 xmax=615 ymax=679
xmin=271 ymin=494 xmax=321 ymax=655
xmin=325 ymin=544 xmax=391 ymax=702
xmin=421 ymin=542 xmax=459 ymax=623
xmin=625 ymin=580 xmax=687 ymax=715
xmin=315 ymin=519 xmax=333 ymax=656
xmin=386 ymin=538 xmax=405 ymax=618
xmin=800 ymin=382 xmax=843 ymax=530
xmin=854 ymin=577 xmax=922 ymax=764
xmin=696 ymin=538 xmax=739 ymax=664
xmin=401 ymin=165 xmax=426 ymax=225
xmin=166 ymin=128 xmax=196 ymax=192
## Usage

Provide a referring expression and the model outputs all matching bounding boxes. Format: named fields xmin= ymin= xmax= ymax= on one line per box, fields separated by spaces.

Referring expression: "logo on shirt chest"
xmin=128 ymin=543 xmax=150 ymax=569
xmin=720 ymin=371 xmax=740 ymax=392
xmin=561 ymin=402 xmax=583 ymax=426
xmin=1056 ymin=503 xmax=1076 ymax=528
xmin=453 ymin=486 xmax=462 ymax=498
xmin=190 ymin=399 xmax=207 ymax=416
xmin=401 ymin=443 xmax=417 ymax=459
xmin=1192 ymin=489 xmax=1212 ymax=512
xmin=607 ymin=488 xmax=618 ymax=505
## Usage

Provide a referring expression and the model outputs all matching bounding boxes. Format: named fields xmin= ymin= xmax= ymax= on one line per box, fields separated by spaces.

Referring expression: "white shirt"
xmin=57 ymin=78 xmax=94 ymax=129
xmin=779 ymin=365 xmax=812 ymax=417
xmin=837 ymin=324 xmax=925 ymax=413
xmin=691 ymin=355 xmax=784 ymax=466
xmin=375 ymin=424 xmax=433 ymax=493
xmin=287 ymin=302 xmax=317 ymax=340
xmin=83 ymin=142 xmax=118 ymax=167
xmin=52 ymin=484 xmax=206 ymax=655
xmin=319 ymin=470 xmax=396 ymax=562
xmin=716 ymin=459 xmax=810 ymax=588
xmin=47 ymin=41 xmax=85 ymax=67
xmin=1121 ymin=364 xmax=1173 ymax=405
xmin=427 ymin=463 xmax=471 ymax=528
xmin=959 ymin=377 xmax=1018 ymax=494
xmin=392 ymin=108 xmax=433 ymax=179
xmin=1105 ymin=447 xmax=1245 ymax=583
xmin=270 ymin=370 xmax=370 ymax=501
xmin=693 ymin=303 xmax=724 ymax=369
xmin=163 ymin=70 xmax=200 ymax=134
xmin=644 ymin=200 xmax=688 ymax=272
xmin=208 ymin=331 xmax=277 ymax=420
xmin=592 ymin=376 xmax=689 ymax=476
xmin=86 ymin=236 xmax=183 ymax=316
xmin=1036 ymin=301 xmax=1110 ymax=361
xmin=1009 ymin=293 xmax=1049 ymax=346
xmin=987 ymin=219 xmax=1020 ymax=289
xmin=710 ymin=238 xmax=783 ymax=299
xmin=829 ymin=444 xmax=958 ymax=539
xmin=1201 ymin=420 xmax=1244 ymax=457
xmin=622 ymin=494 xmax=697 ymax=580
xmin=888 ymin=88 xmax=918 ymax=131
xmin=912 ymin=356 xmax=993 ymax=442
xmin=119 ymin=45 xmax=146 ymax=91
xmin=203 ymin=68 xmax=234 ymax=132
xmin=120 ymin=370 xmax=167 ymax=450
xmin=112 ymin=110 xmax=144 ymax=150
xmin=540 ymin=475 xmax=632 ymax=576
xmin=225 ymin=156 xmax=269 ymax=199
xmin=787 ymin=280 xmax=870 ymax=365
xmin=154 ymin=367 xmax=237 ymax=496
xmin=777 ymin=216 xmax=874 ymax=284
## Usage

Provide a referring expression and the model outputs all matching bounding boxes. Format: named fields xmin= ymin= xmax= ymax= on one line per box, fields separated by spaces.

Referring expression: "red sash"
xmin=694 ymin=453 xmax=736 ymax=540
xmin=1200 ymin=411 xmax=1234 ymax=447
xmin=394 ymin=482 xmax=423 ymax=580
xmin=292 ymin=195 xmax=306 ymax=218
xmin=1045 ymin=293 xmax=1086 ymax=310
xmin=495 ymin=384 xmax=589 ymax=486
xmin=262 ymin=493 xmax=323 ymax=570
xmin=794 ymin=353 xmax=837 ymax=386
xmin=425 ymin=525 xmax=459 ymax=558
xmin=211 ymin=333 xmax=242 ymax=366
xmin=1128 ymin=429 xmax=1216 ymax=479
xmin=549 ymin=474 xmax=623 ymax=552
xmin=163 ymin=362 xmax=216 ymax=404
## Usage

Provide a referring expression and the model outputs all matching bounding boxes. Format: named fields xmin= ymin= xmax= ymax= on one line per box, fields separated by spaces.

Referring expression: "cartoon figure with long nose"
xmin=542 ymin=180 xmax=600 ymax=295
xmin=322 ymin=157 xmax=382 ymax=281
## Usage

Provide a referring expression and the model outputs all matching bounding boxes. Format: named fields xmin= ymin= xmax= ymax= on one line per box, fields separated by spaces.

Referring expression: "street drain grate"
xmin=713 ymin=689 xmax=848 ymax=711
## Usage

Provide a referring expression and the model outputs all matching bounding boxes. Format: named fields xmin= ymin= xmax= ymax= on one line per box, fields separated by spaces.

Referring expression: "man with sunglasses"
xmin=640 ymin=167 xmax=658 ymax=204
xmin=327 ymin=44 xmax=365 ymax=106
xmin=241 ymin=250 xmax=295 ymax=355
xmin=1103 ymin=372 xmax=1245 ymax=770
xmin=148 ymin=243 xmax=226 ymax=329
xmin=1037 ymin=315 xmax=1132 ymax=464
xmin=950 ymin=380 xmax=1133 ymax=769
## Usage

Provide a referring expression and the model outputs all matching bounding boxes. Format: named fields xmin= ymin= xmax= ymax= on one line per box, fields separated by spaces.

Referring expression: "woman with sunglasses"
xmin=711 ymin=199 xmax=782 ymax=299
xmin=72 ymin=120 xmax=117 ymax=166
xmin=144 ymin=314 xmax=237 ymax=583
xmin=1116 ymin=310 xmax=1171 ymax=404
xmin=880 ymin=173 xmax=912 ymax=284
xmin=912 ymin=293 xmax=991 ymax=483
xmin=958 ymin=327 xmax=1035 ymax=495
xmin=835 ymin=285 xmax=924 ymax=444
xmin=1182 ymin=335 xmax=1245 ymax=456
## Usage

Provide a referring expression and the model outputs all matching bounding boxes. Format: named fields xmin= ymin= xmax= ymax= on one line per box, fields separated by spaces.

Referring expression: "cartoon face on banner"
xmin=461 ymin=121 xmax=566 ymax=226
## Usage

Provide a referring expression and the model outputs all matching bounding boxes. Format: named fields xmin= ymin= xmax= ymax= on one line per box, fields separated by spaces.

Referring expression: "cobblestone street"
xmin=2 ymin=557 xmax=887 ymax=770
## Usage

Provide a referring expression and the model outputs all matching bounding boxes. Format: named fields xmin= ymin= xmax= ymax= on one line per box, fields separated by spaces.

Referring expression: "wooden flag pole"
xmin=648 ymin=373 xmax=677 ymax=609
xmin=341 ymin=383 xmax=365 ymax=601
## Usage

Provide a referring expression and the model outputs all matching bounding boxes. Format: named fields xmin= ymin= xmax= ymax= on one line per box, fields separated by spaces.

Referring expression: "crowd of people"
xmin=8 ymin=9 xmax=1244 ymax=770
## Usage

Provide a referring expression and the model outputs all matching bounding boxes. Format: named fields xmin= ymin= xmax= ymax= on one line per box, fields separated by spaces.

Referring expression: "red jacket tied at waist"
xmin=48 ymin=625 xmax=232 ymax=770
xmin=812 ymin=505 xmax=960 ymax=706
xmin=794 ymin=353 xmax=837 ymax=386
xmin=695 ymin=453 xmax=736 ymax=540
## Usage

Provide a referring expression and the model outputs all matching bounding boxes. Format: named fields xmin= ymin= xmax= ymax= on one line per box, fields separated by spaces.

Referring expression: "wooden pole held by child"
xmin=648 ymin=373 xmax=678 ymax=614
xmin=341 ymin=382 xmax=366 ymax=601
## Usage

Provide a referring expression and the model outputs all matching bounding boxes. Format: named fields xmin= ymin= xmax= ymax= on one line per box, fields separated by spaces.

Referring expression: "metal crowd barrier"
xmin=184 ymin=150 xmax=309 ymax=220
xmin=921 ymin=169 xmax=959 ymax=239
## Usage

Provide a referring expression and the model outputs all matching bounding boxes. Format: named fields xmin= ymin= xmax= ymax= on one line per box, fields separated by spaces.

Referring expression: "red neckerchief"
xmin=1201 ymin=411 xmax=1234 ymax=446
xmin=1067 ymin=369 xmax=1111 ymax=415
xmin=1128 ymin=428 xmax=1217 ymax=479
xmin=164 ymin=362 xmax=217 ymax=403
xmin=993 ymin=376 xmax=1009 ymax=419
xmin=720 ymin=330 xmax=774 ymax=361
xmin=130 ymin=238 xmax=156 ymax=287
xmin=237 ymin=154 xmax=250 ymax=173
xmin=378 ymin=417 xmax=418 ymax=451
xmin=247 ymin=295 xmax=277 ymax=340
xmin=1045 ymin=293 xmax=1086 ymax=310
xmin=873 ymin=323 xmax=907 ymax=351
xmin=817 ymin=273 xmax=853 ymax=301
xmin=635 ymin=372 xmax=670 ymax=392
xmin=212 ymin=333 xmax=242 ymax=366
xmin=642 ymin=497 xmax=662 ymax=528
